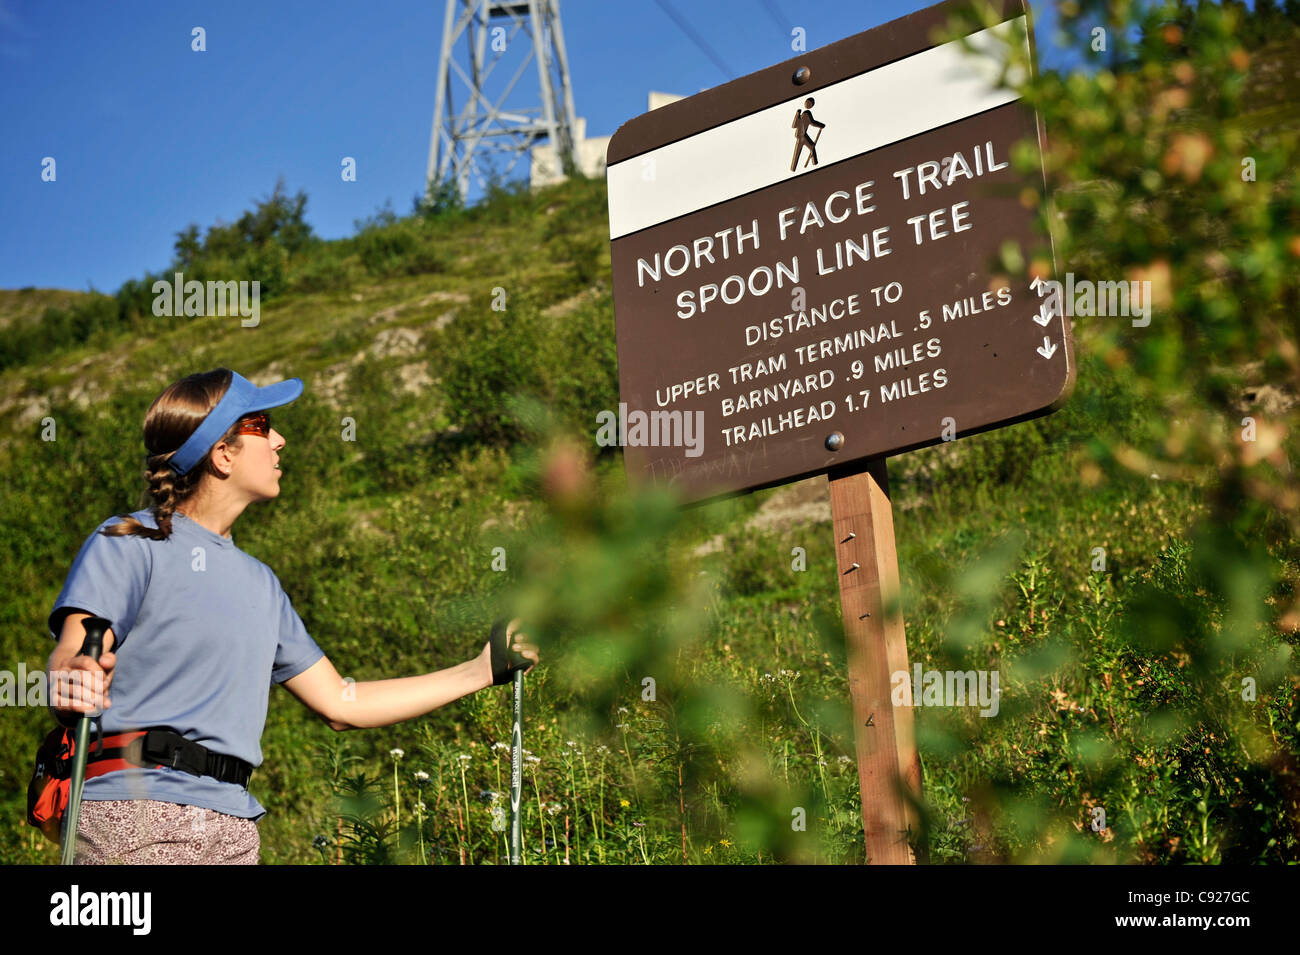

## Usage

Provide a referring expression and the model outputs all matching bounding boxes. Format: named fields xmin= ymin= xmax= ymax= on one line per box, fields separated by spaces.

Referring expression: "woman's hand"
xmin=48 ymin=615 xmax=116 ymax=724
xmin=505 ymin=619 xmax=540 ymax=672
xmin=479 ymin=618 xmax=539 ymax=688
xmin=50 ymin=649 xmax=117 ymax=722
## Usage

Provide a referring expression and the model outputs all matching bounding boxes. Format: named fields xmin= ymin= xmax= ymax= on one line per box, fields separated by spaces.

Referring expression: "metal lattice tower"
xmin=426 ymin=0 xmax=579 ymax=201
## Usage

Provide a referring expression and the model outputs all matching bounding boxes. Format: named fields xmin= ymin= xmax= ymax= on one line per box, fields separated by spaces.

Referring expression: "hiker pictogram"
xmin=790 ymin=97 xmax=826 ymax=171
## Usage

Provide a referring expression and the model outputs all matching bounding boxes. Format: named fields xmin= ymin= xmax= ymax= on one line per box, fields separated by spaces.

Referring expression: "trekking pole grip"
xmin=78 ymin=617 xmax=109 ymax=663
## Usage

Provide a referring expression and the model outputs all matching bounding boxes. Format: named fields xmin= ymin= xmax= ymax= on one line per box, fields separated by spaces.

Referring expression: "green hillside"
xmin=0 ymin=289 xmax=96 ymax=332
xmin=2 ymin=4 xmax=1297 ymax=865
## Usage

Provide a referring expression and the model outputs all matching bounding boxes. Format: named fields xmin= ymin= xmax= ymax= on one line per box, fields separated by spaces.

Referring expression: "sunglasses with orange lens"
xmin=235 ymin=412 xmax=271 ymax=437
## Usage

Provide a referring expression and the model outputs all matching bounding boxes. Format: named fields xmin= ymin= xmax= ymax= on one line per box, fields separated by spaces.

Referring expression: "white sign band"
xmin=607 ymin=15 xmax=1030 ymax=241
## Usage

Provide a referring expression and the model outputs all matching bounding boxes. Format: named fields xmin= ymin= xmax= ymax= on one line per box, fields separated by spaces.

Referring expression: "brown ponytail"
xmin=100 ymin=368 xmax=246 ymax=541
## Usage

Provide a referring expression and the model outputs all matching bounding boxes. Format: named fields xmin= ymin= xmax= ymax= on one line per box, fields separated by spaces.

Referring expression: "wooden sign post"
xmin=605 ymin=0 xmax=1070 ymax=863
xmin=830 ymin=459 xmax=922 ymax=863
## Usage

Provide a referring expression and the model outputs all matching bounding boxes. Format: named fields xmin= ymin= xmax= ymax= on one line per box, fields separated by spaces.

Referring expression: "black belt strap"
xmin=91 ymin=729 xmax=254 ymax=788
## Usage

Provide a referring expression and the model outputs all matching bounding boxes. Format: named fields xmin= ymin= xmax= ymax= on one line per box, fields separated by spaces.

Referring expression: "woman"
xmin=46 ymin=367 xmax=537 ymax=864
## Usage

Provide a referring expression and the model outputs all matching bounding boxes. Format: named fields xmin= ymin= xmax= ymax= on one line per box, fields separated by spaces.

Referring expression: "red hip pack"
xmin=26 ymin=727 xmax=157 ymax=843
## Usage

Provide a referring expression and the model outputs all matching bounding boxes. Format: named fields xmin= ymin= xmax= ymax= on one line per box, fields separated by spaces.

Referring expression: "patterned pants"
xmin=71 ymin=799 xmax=260 ymax=865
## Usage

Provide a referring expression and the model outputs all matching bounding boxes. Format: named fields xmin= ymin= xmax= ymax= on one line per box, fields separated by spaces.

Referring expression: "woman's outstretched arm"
xmin=282 ymin=626 xmax=537 ymax=731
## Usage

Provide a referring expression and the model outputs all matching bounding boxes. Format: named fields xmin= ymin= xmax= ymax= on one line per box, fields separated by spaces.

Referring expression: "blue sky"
xmin=1 ymin=0 xmax=1077 ymax=293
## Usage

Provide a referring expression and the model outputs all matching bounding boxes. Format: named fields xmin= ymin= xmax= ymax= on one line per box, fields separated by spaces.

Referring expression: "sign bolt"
xmin=825 ymin=431 xmax=845 ymax=451
xmin=793 ymin=66 xmax=811 ymax=85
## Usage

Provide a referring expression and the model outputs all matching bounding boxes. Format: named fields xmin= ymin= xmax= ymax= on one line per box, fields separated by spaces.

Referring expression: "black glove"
xmin=489 ymin=618 xmax=531 ymax=686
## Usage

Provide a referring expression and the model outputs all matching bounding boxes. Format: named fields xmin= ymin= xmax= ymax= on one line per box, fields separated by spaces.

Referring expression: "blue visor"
xmin=168 ymin=371 xmax=303 ymax=476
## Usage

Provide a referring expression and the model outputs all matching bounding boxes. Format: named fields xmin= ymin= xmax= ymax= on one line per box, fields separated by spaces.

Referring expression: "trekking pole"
xmin=60 ymin=616 xmax=111 ymax=866
xmin=509 ymin=668 xmax=523 ymax=865
xmin=490 ymin=618 xmax=527 ymax=864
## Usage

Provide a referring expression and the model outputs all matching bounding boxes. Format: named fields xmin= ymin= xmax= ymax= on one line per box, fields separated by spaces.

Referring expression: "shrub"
xmin=439 ymin=289 xmax=548 ymax=444
xmin=353 ymin=216 xmax=443 ymax=278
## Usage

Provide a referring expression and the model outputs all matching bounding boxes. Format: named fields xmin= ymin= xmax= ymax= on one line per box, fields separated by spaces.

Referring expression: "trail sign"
xmin=606 ymin=0 xmax=1071 ymax=506
xmin=605 ymin=0 xmax=1068 ymax=865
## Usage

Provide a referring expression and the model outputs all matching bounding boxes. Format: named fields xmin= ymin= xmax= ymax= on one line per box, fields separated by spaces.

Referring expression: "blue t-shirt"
xmin=48 ymin=509 xmax=325 ymax=820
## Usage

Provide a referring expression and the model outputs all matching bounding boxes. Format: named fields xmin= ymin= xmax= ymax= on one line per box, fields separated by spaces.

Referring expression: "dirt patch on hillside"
xmin=694 ymin=476 xmax=831 ymax=556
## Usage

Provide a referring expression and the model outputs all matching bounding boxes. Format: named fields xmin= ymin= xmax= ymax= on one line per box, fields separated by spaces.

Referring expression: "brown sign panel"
xmin=605 ymin=0 xmax=1072 ymax=505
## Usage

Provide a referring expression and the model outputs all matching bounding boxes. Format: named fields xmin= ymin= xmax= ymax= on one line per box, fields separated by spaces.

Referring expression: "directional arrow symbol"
xmin=1036 ymin=337 xmax=1058 ymax=359
xmin=1029 ymin=275 xmax=1048 ymax=295
xmin=1032 ymin=302 xmax=1054 ymax=326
